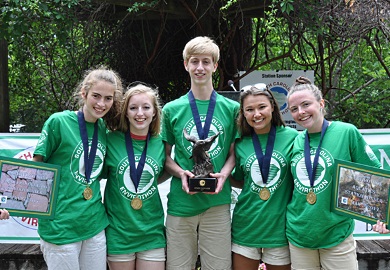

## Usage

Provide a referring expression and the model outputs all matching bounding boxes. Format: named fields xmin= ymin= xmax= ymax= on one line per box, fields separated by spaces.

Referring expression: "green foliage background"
xmin=1 ymin=0 xmax=389 ymax=132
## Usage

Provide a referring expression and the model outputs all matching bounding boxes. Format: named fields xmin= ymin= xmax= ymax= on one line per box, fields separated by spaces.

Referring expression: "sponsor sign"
xmin=239 ymin=70 xmax=315 ymax=130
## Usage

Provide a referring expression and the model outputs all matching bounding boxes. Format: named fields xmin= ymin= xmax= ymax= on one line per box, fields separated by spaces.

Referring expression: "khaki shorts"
xmin=107 ymin=248 xmax=166 ymax=262
xmin=166 ymin=204 xmax=231 ymax=270
xmin=232 ymin=243 xmax=291 ymax=265
xmin=289 ymin=233 xmax=358 ymax=270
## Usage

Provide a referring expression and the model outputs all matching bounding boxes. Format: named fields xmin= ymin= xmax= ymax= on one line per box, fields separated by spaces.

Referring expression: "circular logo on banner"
xmin=269 ymin=86 xmax=289 ymax=112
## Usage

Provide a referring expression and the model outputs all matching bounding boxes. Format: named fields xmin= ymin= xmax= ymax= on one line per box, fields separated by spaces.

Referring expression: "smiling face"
xmin=288 ymin=89 xmax=325 ymax=133
xmin=82 ymin=80 xmax=115 ymax=122
xmin=243 ymin=94 xmax=274 ymax=134
xmin=184 ymin=54 xmax=218 ymax=89
xmin=126 ymin=93 xmax=156 ymax=136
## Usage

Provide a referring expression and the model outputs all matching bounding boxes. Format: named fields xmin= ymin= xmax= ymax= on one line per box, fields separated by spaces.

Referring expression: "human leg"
xmin=79 ymin=230 xmax=107 ymax=270
xmin=107 ymin=253 xmax=136 ymax=270
xmin=289 ymin=242 xmax=321 ymax=270
xmin=232 ymin=253 xmax=260 ymax=270
xmin=198 ymin=204 xmax=231 ymax=270
xmin=136 ymin=247 xmax=166 ymax=270
xmin=108 ymin=261 xmax=135 ymax=270
xmin=136 ymin=260 xmax=165 ymax=270
xmin=232 ymin=243 xmax=261 ymax=270
xmin=166 ymin=214 xmax=199 ymax=270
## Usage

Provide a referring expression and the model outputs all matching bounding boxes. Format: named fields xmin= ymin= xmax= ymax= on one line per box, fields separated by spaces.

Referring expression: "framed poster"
xmin=331 ymin=159 xmax=390 ymax=225
xmin=0 ymin=156 xmax=61 ymax=219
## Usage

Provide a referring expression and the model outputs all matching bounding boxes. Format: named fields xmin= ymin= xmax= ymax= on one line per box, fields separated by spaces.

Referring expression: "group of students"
xmin=0 ymin=35 xmax=388 ymax=270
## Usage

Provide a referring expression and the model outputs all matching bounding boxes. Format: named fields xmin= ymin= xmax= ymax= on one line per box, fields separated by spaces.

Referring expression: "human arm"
xmin=229 ymin=174 xmax=243 ymax=189
xmin=0 ymin=209 xmax=10 ymax=220
xmin=33 ymin=155 xmax=44 ymax=162
xmin=157 ymin=170 xmax=172 ymax=184
xmin=209 ymin=142 xmax=236 ymax=194
xmin=373 ymin=220 xmax=390 ymax=234
xmin=163 ymin=142 xmax=195 ymax=193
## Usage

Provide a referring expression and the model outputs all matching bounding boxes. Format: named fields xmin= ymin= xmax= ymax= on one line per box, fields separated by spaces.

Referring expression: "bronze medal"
xmin=259 ymin=187 xmax=271 ymax=201
xmin=131 ymin=197 xmax=143 ymax=210
xmin=306 ymin=189 xmax=317 ymax=205
xmin=83 ymin=186 xmax=93 ymax=200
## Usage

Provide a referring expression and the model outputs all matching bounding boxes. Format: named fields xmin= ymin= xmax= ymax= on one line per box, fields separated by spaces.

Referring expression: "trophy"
xmin=183 ymin=129 xmax=220 ymax=192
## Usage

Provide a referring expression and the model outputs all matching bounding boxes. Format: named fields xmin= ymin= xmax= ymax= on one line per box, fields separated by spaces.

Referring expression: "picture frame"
xmin=331 ymin=159 xmax=390 ymax=225
xmin=0 ymin=156 xmax=61 ymax=219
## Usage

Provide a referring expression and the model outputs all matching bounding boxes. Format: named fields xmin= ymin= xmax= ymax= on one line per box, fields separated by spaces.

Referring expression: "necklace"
xmin=130 ymin=132 xmax=147 ymax=149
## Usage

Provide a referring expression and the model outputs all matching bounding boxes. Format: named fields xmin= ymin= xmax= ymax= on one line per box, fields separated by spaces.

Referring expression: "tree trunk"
xmin=0 ymin=39 xmax=9 ymax=132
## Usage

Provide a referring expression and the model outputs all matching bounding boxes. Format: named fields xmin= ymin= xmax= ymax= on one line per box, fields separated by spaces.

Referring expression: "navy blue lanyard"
xmin=252 ymin=125 xmax=276 ymax=184
xmin=304 ymin=120 xmax=329 ymax=188
xmin=125 ymin=132 xmax=150 ymax=192
xmin=188 ymin=90 xmax=216 ymax=140
xmin=77 ymin=111 xmax=98 ymax=185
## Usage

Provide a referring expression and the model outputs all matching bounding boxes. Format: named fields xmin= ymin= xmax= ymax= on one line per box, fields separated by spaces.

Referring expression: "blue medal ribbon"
xmin=304 ymin=120 xmax=329 ymax=188
xmin=251 ymin=125 xmax=276 ymax=185
xmin=77 ymin=111 xmax=98 ymax=185
xmin=125 ymin=132 xmax=150 ymax=192
xmin=188 ymin=90 xmax=217 ymax=140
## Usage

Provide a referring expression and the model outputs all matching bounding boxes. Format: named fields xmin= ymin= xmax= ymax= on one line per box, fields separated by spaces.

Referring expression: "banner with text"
xmin=0 ymin=131 xmax=389 ymax=243
xmin=240 ymin=70 xmax=315 ymax=131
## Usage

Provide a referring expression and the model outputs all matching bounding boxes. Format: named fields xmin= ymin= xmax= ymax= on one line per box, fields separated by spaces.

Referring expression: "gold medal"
xmin=306 ymin=189 xmax=317 ymax=205
xmin=83 ymin=186 xmax=93 ymax=200
xmin=131 ymin=197 xmax=143 ymax=210
xmin=259 ymin=187 xmax=271 ymax=201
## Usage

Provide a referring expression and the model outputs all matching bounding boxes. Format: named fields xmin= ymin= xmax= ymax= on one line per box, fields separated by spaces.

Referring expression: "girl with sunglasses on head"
xmin=231 ymin=84 xmax=298 ymax=270
xmin=286 ymin=76 xmax=380 ymax=270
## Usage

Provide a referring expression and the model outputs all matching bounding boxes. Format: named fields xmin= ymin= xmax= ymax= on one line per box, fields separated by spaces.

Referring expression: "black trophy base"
xmin=188 ymin=177 xmax=217 ymax=192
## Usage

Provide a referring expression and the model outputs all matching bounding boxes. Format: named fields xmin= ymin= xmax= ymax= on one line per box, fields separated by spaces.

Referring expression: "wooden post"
xmin=0 ymin=39 xmax=9 ymax=132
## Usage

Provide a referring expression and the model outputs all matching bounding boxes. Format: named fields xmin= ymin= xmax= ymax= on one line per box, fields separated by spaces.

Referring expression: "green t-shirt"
xmin=286 ymin=121 xmax=381 ymax=249
xmin=34 ymin=110 xmax=109 ymax=245
xmin=161 ymin=92 xmax=239 ymax=216
xmin=232 ymin=126 xmax=298 ymax=248
xmin=103 ymin=131 xmax=166 ymax=254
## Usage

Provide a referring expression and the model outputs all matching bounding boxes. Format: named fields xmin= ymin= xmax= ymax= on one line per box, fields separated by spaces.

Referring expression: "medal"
xmin=125 ymin=132 xmax=150 ymax=210
xmin=304 ymin=120 xmax=329 ymax=205
xmin=131 ymin=197 xmax=143 ymax=210
xmin=306 ymin=189 xmax=317 ymax=205
xmin=252 ymin=126 xmax=276 ymax=200
xmin=259 ymin=187 xmax=271 ymax=201
xmin=77 ymin=111 xmax=98 ymax=202
xmin=83 ymin=186 xmax=93 ymax=200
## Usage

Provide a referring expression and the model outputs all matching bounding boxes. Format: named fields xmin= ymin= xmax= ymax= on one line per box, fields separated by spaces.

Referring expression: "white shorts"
xmin=40 ymin=230 xmax=106 ymax=270
xmin=232 ymin=243 xmax=291 ymax=265
xmin=107 ymin=248 xmax=166 ymax=262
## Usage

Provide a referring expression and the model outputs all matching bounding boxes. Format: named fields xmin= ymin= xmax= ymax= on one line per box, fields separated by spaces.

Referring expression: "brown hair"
xmin=287 ymin=76 xmax=326 ymax=115
xmin=237 ymin=84 xmax=285 ymax=136
xmin=74 ymin=66 xmax=123 ymax=130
